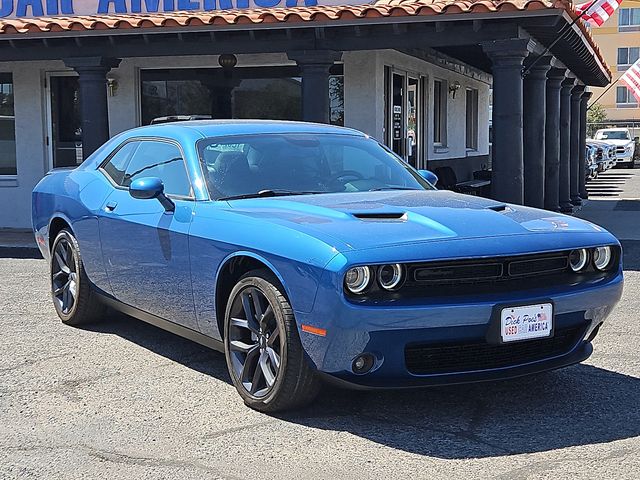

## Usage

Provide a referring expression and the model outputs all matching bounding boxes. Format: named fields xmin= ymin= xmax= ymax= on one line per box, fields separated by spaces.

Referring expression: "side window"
xmin=124 ymin=141 xmax=192 ymax=197
xmin=102 ymin=141 xmax=140 ymax=186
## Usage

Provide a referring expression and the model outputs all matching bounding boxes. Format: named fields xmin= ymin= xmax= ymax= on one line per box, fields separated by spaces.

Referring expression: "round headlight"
xmin=377 ymin=264 xmax=404 ymax=290
xmin=593 ymin=246 xmax=612 ymax=271
xmin=569 ymin=249 xmax=589 ymax=272
xmin=345 ymin=266 xmax=372 ymax=294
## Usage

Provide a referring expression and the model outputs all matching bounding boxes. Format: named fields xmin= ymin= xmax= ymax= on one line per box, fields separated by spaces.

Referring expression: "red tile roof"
xmin=0 ymin=0 xmax=588 ymax=34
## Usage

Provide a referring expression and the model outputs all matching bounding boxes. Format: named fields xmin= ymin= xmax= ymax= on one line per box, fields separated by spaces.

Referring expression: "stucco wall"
xmin=344 ymin=49 xmax=491 ymax=170
xmin=0 ymin=60 xmax=62 ymax=229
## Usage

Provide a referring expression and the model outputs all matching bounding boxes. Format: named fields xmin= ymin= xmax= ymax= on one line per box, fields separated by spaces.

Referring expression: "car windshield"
xmin=197 ymin=133 xmax=435 ymax=200
xmin=595 ymin=131 xmax=630 ymax=140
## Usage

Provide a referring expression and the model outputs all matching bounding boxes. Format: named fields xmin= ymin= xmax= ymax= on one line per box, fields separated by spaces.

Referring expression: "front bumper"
xmin=615 ymin=153 xmax=633 ymax=164
xmin=296 ymin=270 xmax=623 ymax=389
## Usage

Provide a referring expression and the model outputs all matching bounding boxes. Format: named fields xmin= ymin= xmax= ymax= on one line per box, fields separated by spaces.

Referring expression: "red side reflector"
xmin=301 ymin=324 xmax=327 ymax=337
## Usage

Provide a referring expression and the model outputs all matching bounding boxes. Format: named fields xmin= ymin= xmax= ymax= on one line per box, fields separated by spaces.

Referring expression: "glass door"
xmin=407 ymin=76 xmax=421 ymax=169
xmin=46 ymin=74 xmax=82 ymax=169
xmin=384 ymin=69 xmax=425 ymax=169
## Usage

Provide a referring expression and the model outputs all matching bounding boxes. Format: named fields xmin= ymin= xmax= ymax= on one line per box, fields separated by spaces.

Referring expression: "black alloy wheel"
xmin=228 ymin=286 xmax=282 ymax=398
xmin=51 ymin=235 xmax=78 ymax=316
xmin=224 ymin=270 xmax=320 ymax=412
xmin=50 ymin=229 xmax=105 ymax=325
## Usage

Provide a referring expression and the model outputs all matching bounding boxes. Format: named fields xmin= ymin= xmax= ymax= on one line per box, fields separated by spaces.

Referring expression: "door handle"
xmin=105 ymin=201 xmax=118 ymax=212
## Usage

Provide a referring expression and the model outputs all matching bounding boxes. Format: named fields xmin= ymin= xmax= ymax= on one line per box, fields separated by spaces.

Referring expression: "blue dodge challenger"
xmin=32 ymin=120 xmax=623 ymax=412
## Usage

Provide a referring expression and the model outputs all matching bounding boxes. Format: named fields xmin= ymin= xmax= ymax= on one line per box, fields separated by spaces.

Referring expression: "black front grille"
xmin=405 ymin=325 xmax=585 ymax=375
xmin=399 ymin=252 xmax=580 ymax=296
xmin=508 ymin=255 xmax=568 ymax=277
xmin=414 ymin=262 xmax=503 ymax=284
xmin=411 ymin=252 xmax=570 ymax=287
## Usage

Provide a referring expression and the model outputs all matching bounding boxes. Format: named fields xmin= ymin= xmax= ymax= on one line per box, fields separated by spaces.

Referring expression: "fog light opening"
xmin=352 ymin=353 xmax=375 ymax=374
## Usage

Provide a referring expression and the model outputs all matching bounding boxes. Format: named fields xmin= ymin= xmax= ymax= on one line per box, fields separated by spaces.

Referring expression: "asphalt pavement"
xmin=1 ymin=171 xmax=639 ymax=479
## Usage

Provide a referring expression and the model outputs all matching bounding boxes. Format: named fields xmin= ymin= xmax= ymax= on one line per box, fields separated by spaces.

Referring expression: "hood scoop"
xmin=352 ymin=212 xmax=407 ymax=221
xmin=486 ymin=204 xmax=514 ymax=213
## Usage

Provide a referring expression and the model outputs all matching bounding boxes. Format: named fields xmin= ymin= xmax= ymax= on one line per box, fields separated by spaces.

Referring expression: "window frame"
xmin=616 ymin=86 xmax=639 ymax=108
xmin=617 ymin=47 xmax=640 ymax=70
xmin=138 ymin=66 xmax=344 ymax=127
xmin=433 ymin=79 xmax=447 ymax=148
xmin=619 ymin=8 xmax=640 ymax=31
xmin=98 ymin=136 xmax=195 ymax=200
xmin=0 ymin=72 xmax=17 ymax=178
xmin=465 ymin=88 xmax=479 ymax=151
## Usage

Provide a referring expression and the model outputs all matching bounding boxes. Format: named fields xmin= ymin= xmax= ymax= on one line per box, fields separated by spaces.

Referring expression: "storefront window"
xmin=141 ymin=79 xmax=211 ymax=125
xmin=141 ymin=67 xmax=343 ymax=126
xmin=0 ymin=73 xmax=16 ymax=176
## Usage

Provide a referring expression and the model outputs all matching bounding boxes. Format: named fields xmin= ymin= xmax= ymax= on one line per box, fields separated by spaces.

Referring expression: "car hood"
xmin=595 ymin=139 xmax=631 ymax=146
xmin=225 ymin=190 xmax=607 ymax=252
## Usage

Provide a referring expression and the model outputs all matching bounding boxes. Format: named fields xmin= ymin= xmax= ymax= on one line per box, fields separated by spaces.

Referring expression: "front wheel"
xmin=224 ymin=270 xmax=320 ymax=412
xmin=50 ymin=228 xmax=105 ymax=325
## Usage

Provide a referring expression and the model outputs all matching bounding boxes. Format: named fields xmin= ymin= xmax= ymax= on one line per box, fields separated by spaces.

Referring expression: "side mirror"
xmin=418 ymin=169 xmax=438 ymax=186
xmin=129 ymin=177 xmax=175 ymax=212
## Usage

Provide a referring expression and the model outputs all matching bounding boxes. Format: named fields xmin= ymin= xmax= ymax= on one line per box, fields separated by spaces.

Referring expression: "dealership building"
xmin=0 ymin=0 xmax=609 ymax=229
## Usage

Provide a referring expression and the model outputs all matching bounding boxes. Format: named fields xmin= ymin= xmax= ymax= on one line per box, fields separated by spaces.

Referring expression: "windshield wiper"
xmin=218 ymin=189 xmax=326 ymax=201
xmin=368 ymin=186 xmax=423 ymax=192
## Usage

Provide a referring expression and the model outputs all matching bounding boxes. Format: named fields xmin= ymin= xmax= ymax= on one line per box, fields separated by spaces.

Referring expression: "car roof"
xmin=122 ymin=120 xmax=367 ymax=139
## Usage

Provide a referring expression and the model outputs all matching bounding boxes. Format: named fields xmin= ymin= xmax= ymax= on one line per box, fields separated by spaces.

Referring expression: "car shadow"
xmin=86 ymin=311 xmax=639 ymax=459
xmin=278 ymin=364 xmax=640 ymax=459
xmin=84 ymin=310 xmax=232 ymax=383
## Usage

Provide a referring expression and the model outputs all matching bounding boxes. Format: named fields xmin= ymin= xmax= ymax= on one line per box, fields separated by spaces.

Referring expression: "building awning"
xmin=0 ymin=0 xmax=610 ymax=85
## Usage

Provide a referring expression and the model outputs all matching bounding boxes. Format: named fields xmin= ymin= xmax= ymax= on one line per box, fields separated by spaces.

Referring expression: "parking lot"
xmin=2 ymin=172 xmax=640 ymax=479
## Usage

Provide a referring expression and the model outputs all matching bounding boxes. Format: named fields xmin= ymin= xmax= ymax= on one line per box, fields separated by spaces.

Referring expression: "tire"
xmin=223 ymin=269 xmax=320 ymax=412
xmin=627 ymin=161 xmax=635 ymax=169
xmin=50 ymin=228 xmax=105 ymax=326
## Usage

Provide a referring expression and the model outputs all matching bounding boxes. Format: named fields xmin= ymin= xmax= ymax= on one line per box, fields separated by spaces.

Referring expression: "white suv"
xmin=594 ymin=128 xmax=636 ymax=169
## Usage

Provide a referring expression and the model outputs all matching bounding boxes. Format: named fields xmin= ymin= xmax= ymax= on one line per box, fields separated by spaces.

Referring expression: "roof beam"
xmin=0 ymin=21 xmax=521 ymax=62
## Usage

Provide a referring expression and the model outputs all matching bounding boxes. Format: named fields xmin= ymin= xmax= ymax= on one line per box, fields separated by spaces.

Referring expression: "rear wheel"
xmin=50 ymin=229 xmax=105 ymax=325
xmin=224 ymin=269 xmax=320 ymax=412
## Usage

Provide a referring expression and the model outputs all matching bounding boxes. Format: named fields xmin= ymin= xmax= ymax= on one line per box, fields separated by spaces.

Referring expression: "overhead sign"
xmin=0 ymin=0 xmax=350 ymax=18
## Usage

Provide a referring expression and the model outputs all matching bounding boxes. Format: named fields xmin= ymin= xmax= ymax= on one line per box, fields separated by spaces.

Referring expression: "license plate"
xmin=501 ymin=303 xmax=553 ymax=343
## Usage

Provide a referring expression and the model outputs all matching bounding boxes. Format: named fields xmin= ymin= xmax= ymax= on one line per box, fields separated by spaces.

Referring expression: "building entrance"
xmin=46 ymin=74 xmax=83 ymax=168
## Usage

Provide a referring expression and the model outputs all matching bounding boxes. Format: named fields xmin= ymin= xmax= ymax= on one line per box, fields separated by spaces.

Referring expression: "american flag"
xmin=575 ymin=0 xmax=623 ymax=27
xmin=620 ymin=58 xmax=640 ymax=103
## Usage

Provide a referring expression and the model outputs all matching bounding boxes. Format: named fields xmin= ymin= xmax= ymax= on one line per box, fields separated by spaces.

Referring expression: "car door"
xmin=98 ymin=138 xmax=198 ymax=330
